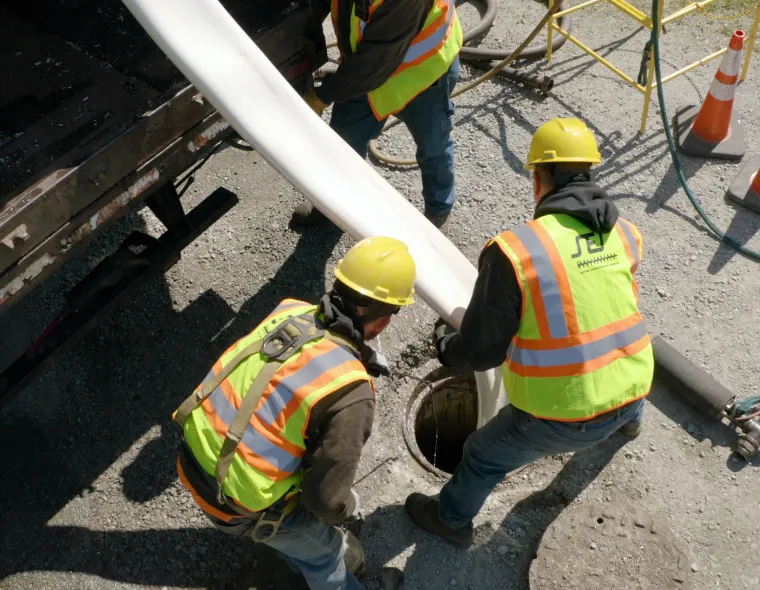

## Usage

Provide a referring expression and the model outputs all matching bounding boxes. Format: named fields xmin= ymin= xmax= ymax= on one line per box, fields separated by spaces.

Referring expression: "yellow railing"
xmin=546 ymin=0 xmax=760 ymax=132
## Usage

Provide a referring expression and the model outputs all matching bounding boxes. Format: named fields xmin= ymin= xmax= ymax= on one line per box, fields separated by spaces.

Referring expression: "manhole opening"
xmin=413 ymin=377 xmax=478 ymax=475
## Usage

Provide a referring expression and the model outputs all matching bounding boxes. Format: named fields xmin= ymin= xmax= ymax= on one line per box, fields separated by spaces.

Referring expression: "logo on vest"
xmin=571 ymin=232 xmax=618 ymax=272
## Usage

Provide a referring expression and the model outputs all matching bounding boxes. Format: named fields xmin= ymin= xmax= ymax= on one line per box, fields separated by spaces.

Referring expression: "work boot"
xmin=424 ymin=210 xmax=450 ymax=230
xmin=405 ymin=493 xmax=473 ymax=548
xmin=290 ymin=201 xmax=328 ymax=226
xmin=363 ymin=567 xmax=404 ymax=589
xmin=343 ymin=530 xmax=366 ymax=578
xmin=619 ymin=420 xmax=642 ymax=438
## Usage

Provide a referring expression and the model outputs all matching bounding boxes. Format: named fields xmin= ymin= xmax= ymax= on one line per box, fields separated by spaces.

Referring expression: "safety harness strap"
xmin=173 ymin=339 xmax=265 ymax=428
xmin=214 ymin=360 xmax=283 ymax=503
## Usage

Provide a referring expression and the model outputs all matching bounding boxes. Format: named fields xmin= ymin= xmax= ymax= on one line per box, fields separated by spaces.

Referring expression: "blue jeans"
xmin=209 ymin=502 xmax=362 ymax=590
xmin=438 ymin=399 xmax=645 ymax=529
xmin=329 ymin=57 xmax=460 ymax=216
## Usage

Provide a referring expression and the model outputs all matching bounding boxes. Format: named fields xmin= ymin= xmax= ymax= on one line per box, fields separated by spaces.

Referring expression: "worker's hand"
xmin=433 ymin=317 xmax=456 ymax=365
xmin=302 ymin=87 xmax=329 ymax=117
xmin=363 ymin=346 xmax=391 ymax=377
xmin=343 ymin=489 xmax=363 ymax=536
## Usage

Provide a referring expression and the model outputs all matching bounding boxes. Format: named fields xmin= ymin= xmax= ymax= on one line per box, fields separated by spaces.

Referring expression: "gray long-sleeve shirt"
xmin=312 ymin=0 xmax=431 ymax=105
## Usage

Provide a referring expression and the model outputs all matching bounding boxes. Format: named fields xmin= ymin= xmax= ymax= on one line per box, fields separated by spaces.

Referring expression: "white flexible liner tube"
xmin=121 ymin=0 xmax=507 ymax=427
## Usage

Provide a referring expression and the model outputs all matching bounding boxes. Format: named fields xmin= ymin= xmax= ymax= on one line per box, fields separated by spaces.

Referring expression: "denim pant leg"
xmin=329 ymin=96 xmax=387 ymax=160
xmin=396 ymin=57 xmax=460 ymax=216
xmin=207 ymin=504 xmax=362 ymax=590
xmin=438 ymin=399 xmax=645 ymax=529
xmin=262 ymin=505 xmax=364 ymax=590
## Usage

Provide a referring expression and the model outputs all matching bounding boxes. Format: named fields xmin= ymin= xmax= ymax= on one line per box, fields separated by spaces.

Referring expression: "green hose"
xmin=649 ymin=0 xmax=760 ymax=261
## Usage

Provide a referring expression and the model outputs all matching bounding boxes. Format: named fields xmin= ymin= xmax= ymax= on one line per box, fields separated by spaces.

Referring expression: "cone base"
xmin=674 ymin=104 xmax=745 ymax=161
xmin=727 ymin=154 xmax=760 ymax=213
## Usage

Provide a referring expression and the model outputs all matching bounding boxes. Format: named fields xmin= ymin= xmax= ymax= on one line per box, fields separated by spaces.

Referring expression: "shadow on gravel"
xmin=359 ymin=437 xmax=627 ymax=589
xmin=706 ymin=199 xmax=760 ymax=273
xmin=645 ymin=381 xmax=760 ymax=472
xmin=0 ymin=219 xmax=342 ymax=587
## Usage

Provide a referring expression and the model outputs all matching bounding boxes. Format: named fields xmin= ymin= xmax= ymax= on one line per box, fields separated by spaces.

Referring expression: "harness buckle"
xmin=261 ymin=314 xmax=323 ymax=361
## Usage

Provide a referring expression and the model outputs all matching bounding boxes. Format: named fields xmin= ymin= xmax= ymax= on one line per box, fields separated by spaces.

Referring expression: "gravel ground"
xmin=3 ymin=0 xmax=760 ymax=588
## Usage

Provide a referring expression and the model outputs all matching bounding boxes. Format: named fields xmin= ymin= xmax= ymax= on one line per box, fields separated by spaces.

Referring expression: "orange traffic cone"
xmin=727 ymin=154 xmax=760 ymax=213
xmin=675 ymin=30 xmax=746 ymax=160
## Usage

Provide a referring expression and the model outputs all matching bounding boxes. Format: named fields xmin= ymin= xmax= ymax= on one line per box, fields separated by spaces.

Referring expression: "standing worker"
xmin=173 ymin=236 xmax=415 ymax=589
xmin=293 ymin=0 xmax=463 ymax=229
xmin=405 ymin=118 xmax=655 ymax=548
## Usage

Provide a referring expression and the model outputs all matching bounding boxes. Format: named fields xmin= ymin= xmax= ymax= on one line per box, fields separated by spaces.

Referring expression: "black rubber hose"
xmin=651 ymin=336 xmax=736 ymax=420
xmin=457 ymin=0 xmax=571 ymax=62
xmin=316 ymin=61 xmax=554 ymax=93
xmin=468 ymin=61 xmax=554 ymax=93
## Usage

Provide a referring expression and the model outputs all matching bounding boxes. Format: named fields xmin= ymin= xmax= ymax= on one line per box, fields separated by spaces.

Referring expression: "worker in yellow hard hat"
xmin=173 ymin=236 xmax=414 ymax=589
xmin=405 ymin=118 xmax=655 ymax=548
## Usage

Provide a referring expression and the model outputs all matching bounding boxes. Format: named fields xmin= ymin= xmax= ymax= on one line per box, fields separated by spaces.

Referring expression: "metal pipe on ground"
xmin=652 ymin=335 xmax=760 ymax=461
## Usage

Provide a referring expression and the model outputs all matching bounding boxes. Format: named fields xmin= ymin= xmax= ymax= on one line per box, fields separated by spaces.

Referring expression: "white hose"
xmin=120 ymin=0 xmax=507 ymax=427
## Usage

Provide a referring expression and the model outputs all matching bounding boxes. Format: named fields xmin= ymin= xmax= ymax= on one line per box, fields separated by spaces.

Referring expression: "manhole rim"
xmin=403 ymin=366 xmax=476 ymax=480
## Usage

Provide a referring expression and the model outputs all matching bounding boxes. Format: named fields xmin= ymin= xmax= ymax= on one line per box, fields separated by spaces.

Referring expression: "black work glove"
xmin=362 ymin=346 xmax=391 ymax=377
xmin=433 ymin=317 xmax=457 ymax=366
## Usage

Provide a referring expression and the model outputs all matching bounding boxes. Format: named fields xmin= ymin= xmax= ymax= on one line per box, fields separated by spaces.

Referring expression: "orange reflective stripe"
xmin=176 ymin=457 xmax=239 ymax=523
xmin=262 ymin=299 xmax=310 ymax=323
xmin=501 ymin=230 xmax=552 ymax=339
xmin=507 ymin=331 xmax=651 ymax=378
xmin=514 ymin=312 xmax=642 ymax=350
xmin=529 ymin=390 xmax=651 ymax=423
xmin=392 ymin=0 xmax=453 ymax=76
xmin=270 ymin=358 xmax=367 ymax=433
xmin=530 ymin=221 xmax=579 ymax=334
xmin=200 ymin=398 xmax=295 ymax=481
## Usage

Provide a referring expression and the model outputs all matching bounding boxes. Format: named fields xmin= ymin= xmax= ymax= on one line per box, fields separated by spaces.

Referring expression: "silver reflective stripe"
xmin=402 ymin=0 xmax=454 ymax=63
xmin=508 ymin=320 xmax=647 ymax=368
xmin=359 ymin=0 xmax=453 ymax=62
xmin=255 ymin=345 xmax=354 ymax=425
xmin=208 ymin=387 xmax=302 ymax=473
xmin=618 ymin=221 xmax=639 ymax=271
xmin=512 ymin=225 xmax=568 ymax=338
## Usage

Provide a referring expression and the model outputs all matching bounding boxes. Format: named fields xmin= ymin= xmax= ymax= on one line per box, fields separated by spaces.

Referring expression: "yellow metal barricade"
xmin=546 ymin=0 xmax=760 ymax=132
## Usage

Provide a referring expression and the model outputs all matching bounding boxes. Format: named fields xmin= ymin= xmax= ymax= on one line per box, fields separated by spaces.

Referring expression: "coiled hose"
xmin=650 ymin=0 xmax=760 ymax=261
xmin=317 ymin=0 xmax=571 ymax=166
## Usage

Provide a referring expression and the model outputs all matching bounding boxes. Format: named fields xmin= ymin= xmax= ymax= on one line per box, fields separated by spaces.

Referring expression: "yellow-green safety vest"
xmin=331 ymin=0 xmax=463 ymax=120
xmin=491 ymin=214 xmax=654 ymax=421
xmin=179 ymin=299 xmax=373 ymax=512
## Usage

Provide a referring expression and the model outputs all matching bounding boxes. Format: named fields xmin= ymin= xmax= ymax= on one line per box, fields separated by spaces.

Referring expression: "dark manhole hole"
xmin=405 ymin=372 xmax=478 ymax=476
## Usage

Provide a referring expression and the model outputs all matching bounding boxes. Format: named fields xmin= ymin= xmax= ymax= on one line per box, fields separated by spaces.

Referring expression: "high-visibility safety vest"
xmin=491 ymin=214 xmax=654 ymax=421
xmin=174 ymin=299 xmax=373 ymax=513
xmin=331 ymin=0 xmax=463 ymax=120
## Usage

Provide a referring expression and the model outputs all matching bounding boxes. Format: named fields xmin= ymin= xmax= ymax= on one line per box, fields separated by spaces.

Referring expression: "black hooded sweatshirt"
xmin=179 ymin=295 xmax=376 ymax=526
xmin=437 ymin=180 xmax=620 ymax=371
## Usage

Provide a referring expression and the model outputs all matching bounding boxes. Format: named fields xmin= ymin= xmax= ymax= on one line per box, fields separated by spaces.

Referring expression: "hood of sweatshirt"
xmin=534 ymin=178 xmax=619 ymax=233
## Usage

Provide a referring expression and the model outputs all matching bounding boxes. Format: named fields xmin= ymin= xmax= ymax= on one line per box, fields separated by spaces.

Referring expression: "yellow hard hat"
xmin=334 ymin=236 xmax=416 ymax=306
xmin=525 ymin=117 xmax=602 ymax=170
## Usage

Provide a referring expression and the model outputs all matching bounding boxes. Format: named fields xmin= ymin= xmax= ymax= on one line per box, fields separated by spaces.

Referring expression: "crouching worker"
xmin=173 ymin=237 xmax=415 ymax=590
xmin=405 ymin=118 xmax=655 ymax=548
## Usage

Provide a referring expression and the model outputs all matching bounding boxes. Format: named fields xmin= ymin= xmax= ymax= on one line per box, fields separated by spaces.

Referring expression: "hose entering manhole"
xmin=403 ymin=370 xmax=479 ymax=478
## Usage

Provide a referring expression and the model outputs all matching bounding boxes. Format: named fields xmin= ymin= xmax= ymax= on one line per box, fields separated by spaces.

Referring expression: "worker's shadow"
xmin=360 ymin=436 xmax=628 ymax=589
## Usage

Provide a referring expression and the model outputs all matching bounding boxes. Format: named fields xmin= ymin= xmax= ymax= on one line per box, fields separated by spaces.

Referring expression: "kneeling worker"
xmin=405 ymin=118 xmax=655 ymax=548
xmin=173 ymin=236 xmax=415 ymax=589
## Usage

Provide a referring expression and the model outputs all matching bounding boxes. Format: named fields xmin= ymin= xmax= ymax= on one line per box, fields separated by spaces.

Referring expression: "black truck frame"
xmin=0 ymin=0 xmax=327 ymax=406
